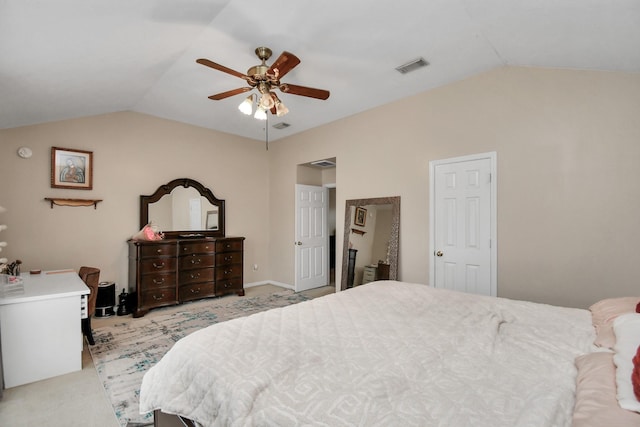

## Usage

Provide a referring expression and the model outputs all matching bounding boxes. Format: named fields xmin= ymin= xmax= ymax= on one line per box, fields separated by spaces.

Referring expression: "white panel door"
xmin=431 ymin=153 xmax=496 ymax=296
xmin=295 ymin=184 xmax=329 ymax=292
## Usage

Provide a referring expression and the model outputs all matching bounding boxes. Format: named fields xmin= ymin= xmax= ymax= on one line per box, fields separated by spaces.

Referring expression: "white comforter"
xmin=139 ymin=281 xmax=595 ymax=427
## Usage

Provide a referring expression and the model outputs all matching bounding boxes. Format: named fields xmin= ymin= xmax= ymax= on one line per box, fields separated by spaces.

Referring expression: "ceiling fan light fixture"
xmin=238 ymin=95 xmax=254 ymax=115
xmin=259 ymin=92 xmax=275 ymax=110
xmin=275 ymin=100 xmax=289 ymax=117
xmin=254 ymin=105 xmax=267 ymax=120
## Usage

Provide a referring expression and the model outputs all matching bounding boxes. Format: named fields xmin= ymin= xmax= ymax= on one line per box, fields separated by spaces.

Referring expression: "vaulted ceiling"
xmin=1 ymin=0 xmax=639 ymax=141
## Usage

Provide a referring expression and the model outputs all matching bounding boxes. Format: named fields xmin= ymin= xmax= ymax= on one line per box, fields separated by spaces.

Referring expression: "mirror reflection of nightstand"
xmin=362 ymin=265 xmax=377 ymax=285
xmin=377 ymin=262 xmax=390 ymax=280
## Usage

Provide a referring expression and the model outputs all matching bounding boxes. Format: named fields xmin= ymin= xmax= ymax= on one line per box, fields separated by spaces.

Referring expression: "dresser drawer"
xmin=140 ymin=287 xmax=177 ymax=307
xmin=179 ymin=282 xmax=215 ymax=302
xmin=180 ymin=241 xmax=215 ymax=255
xmin=215 ymin=251 xmax=242 ymax=266
xmin=179 ymin=267 xmax=214 ymax=285
xmin=140 ymin=258 xmax=177 ymax=275
xmin=215 ymin=278 xmax=243 ymax=294
xmin=140 ymin=243 xmax=177 ymax=258
xmin=215 ymin=239 xmax=243 ymax=252
xmin=140 ymin=272 xmax=176 ymax=290
xmin=179 ymin=254 xmax=215 ymax=270
xmin=215 ymin=264 xmax=242 ymax=281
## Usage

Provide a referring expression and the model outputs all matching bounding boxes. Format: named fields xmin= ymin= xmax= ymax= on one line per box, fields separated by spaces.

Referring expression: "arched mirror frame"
xmin=140 ymin=178 xmax=225 ymax=239
xmin=341 ymin=196 xmax=400 ymax=291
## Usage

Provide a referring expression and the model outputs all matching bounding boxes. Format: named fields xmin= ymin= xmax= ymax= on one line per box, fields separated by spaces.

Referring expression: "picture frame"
xmin=354 ymin=206 xmax=367 ymax=227
xmin=51 ymin=147 xmax=93 ymax=190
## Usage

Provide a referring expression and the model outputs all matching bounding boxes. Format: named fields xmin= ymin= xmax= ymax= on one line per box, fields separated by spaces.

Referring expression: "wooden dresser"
xmin=128 ymin=236 xmax=245 ymax=317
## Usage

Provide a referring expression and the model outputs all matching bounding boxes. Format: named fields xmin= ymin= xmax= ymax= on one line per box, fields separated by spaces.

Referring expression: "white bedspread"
xmin=139 ymin=281 xmax=595 ymax=427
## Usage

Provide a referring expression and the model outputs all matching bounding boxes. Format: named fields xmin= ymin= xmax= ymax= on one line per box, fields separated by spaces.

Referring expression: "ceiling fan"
xmin=196 ymin=47 xmax=330 ymax=119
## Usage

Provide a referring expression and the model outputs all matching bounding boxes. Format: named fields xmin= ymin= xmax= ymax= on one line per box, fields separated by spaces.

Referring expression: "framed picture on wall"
xmin=354 ymin=206 xmax=367 ymax=227
xmin=51 ymin=147 xmax=93 ymax=190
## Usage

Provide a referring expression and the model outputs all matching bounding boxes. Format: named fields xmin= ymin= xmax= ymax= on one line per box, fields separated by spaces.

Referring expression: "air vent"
xmin=273 ymin=122 xmax=290 ymax=129
xmin=395 ymin=57 xmax=429 ymax=74
xmin=310 ymin=159 xmax=336 ymax=168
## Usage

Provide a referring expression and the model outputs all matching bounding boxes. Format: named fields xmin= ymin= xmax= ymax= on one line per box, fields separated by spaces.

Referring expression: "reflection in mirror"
xmin=148 ymin=187 xmax=217 ymax=232
xmin=140 ymin=178 xmax=225 ymax=238
xmin=206 ymin=209 xmax=219 ymax=230
xmin=341 ymin=196 xmax=400 ymax=291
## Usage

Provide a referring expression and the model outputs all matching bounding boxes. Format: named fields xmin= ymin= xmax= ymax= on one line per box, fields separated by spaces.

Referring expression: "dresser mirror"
xmin=341 ymin=196 xmax=400 ymax=290
xmin=140 ymin=178 xmax=225 ymax=238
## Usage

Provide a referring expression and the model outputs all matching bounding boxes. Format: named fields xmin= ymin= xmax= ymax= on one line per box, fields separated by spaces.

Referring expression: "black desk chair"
xmin=79 ymin=266 xmax=100 ymax=345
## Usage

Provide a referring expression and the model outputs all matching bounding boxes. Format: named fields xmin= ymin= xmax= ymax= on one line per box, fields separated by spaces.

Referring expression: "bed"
xmin=139 ymin=281 xmax=640 ymax=427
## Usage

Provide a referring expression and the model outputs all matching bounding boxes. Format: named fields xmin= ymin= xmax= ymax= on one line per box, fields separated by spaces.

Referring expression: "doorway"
xmin=429 ymin=152 xmax=497 ymax=296
xmin=294 ymin=158 xmax=337 ymax=292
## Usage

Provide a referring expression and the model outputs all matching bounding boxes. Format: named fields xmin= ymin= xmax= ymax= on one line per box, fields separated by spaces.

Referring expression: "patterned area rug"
xmin=89 ymin=290 xmax=309 ymax=427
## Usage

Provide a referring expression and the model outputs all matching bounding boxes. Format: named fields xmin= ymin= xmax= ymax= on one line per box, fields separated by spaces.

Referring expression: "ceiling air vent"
xmin=395 ymin=57 xmax=429 ymax=74
xmin=273 ymin=122 xmax=290 ymax=129
xmin=310 ymin=159 xmax=336 ymax=168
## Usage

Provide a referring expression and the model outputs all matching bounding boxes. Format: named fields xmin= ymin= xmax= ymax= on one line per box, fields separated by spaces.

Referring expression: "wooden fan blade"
xmin=196 ymin=58 xmax=249 ymax=80
xmin=208 ymin=87 xmax=252 ymax=100
xmin=267 ymin=51 xmax=300 ymax=79
xmin=279 ymin=83 xmax=330 ymax=100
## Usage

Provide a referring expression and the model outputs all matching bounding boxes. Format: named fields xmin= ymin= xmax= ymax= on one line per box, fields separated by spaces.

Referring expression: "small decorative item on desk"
xmin=0 ymin=273 xmax=25 ymax=297
xmin=3 ymin=259 xmax=22 ymax=276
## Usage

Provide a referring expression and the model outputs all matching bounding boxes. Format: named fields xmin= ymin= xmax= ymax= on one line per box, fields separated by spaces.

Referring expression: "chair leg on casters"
xmin=82 ymin=317 xmax=95 ymax=345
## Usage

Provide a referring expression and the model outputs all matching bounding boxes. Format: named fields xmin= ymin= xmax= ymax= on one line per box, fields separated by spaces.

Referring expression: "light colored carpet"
xmin=89 ymin=290 xmax=310 ymax=427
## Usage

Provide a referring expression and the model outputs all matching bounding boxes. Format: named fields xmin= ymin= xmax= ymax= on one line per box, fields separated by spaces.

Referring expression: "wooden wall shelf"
xmin=351 ymin=228 xmax=366 ymax=235
xmin=44 ymin=198 xmax=102 ymax=209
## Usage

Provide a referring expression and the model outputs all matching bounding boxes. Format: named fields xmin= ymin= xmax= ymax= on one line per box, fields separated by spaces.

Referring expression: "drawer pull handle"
xmin=152 ymin=277 xmax=165 ymax=284
xmin=190 ymin=272 xmax=200 ymax=279
xmin=225 ymin=256 xmax=233 ymax=261
xmin=190 ymin=288 xmax=200 ymax=294
xmin=153 ymin=262 xmax=165 ymax=269
xmin=156 ymin=249 xmax=162 ymax=254
xmin=191 ymin=258 xmax=201 ymax=265
xmin=224 ymin=270 xmax=231 ymax=275
xmin=152 ymin=293 xmax=165 ymax=301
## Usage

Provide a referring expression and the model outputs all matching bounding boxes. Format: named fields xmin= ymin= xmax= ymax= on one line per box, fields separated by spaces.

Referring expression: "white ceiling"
xmin=1 ymin=0 xmax=639 ymax=142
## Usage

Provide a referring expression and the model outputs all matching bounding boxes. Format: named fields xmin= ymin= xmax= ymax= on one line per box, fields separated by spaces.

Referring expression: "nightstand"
xmin=362 ymin=265 xmax=377 ymax=284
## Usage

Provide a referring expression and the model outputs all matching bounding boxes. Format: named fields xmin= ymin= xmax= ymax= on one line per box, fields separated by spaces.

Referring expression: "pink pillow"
xmin=589 ymin=297 xmax=640 ymax=348
xmin=573 ymin=352 xmax=640 ymax=426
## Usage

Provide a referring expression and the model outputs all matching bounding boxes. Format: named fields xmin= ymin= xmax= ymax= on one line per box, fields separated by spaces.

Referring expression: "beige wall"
xmin=0 ymin=112 xmax=270 ymax=291
xmin=2 ymin=67 xmax=639 ymax=309
xmin=268 ymin=66 xmax=640 ymax=309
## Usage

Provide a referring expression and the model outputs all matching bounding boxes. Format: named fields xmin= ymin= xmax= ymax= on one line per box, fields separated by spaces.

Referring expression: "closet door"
xmin=430 ymin=153 xmax=496 ymax=296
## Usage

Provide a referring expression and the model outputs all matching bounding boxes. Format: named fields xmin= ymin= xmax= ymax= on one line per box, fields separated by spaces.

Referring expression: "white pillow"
xmin=613 ymin=313 xmax=640 ymax=412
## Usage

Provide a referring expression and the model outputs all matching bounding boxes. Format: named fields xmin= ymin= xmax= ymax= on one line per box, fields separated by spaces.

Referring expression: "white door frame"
xmin=428 ymin=151 xmax=497 ymax=295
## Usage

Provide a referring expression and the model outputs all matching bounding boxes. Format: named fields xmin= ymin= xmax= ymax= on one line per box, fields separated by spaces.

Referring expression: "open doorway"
xmin=295 ymin=158 xmax=336 ymax=291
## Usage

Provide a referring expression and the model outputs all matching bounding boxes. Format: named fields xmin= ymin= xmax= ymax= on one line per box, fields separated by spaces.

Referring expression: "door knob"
xmin=436 ymin=251 xmax=443 ymax=257
xmin=296 ymin=241 xmax=302 ymax=245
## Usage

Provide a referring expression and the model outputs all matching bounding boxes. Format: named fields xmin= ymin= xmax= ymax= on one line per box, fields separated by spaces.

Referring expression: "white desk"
xmin=0 ymin=271 xmax=89 ymax=388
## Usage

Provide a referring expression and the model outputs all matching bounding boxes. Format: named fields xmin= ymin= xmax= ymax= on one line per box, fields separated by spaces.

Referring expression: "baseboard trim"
xmin=244 ymin=280 xmax=294 ymax=291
